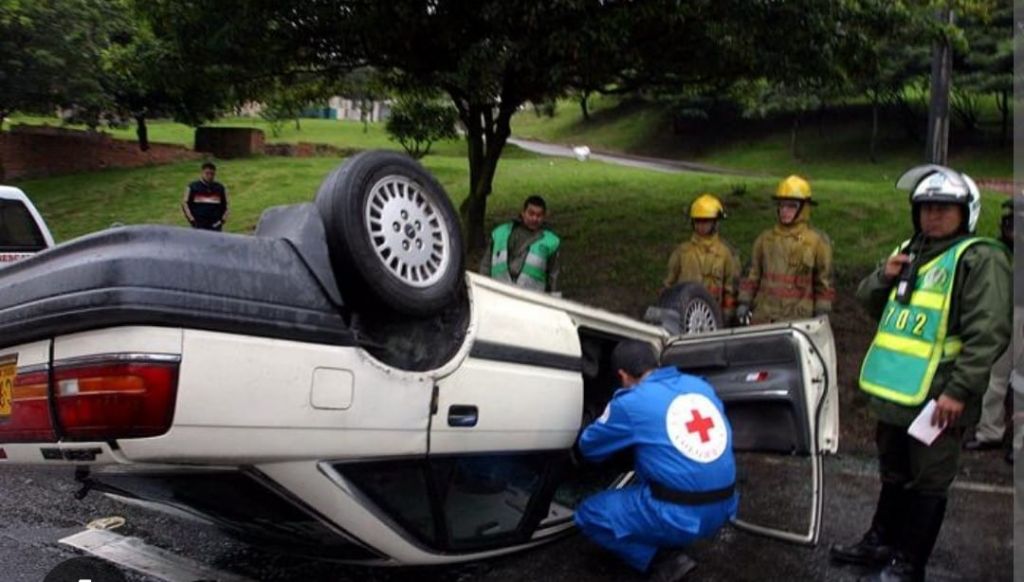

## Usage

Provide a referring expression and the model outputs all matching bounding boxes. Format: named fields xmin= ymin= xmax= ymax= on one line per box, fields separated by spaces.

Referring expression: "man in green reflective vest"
xmin=831 ymin=165 xmax=1011 ymax=582
xmin=480 ymin=195 xmax=561 ymax=293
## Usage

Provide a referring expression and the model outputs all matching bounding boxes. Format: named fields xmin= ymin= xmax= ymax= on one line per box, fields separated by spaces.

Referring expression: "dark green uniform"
xmin=832 ymin=234 xmax=1010 ymax=580
xmin=858 ymin=235 xmax=1012 ymax=435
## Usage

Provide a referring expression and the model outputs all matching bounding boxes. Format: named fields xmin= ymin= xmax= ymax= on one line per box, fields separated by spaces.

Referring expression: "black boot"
xmin=831 ymin=483 xmax=905 ymax=566
xmin=863 ymin=493 xmax=948 ymax=582
xmin=648 ymin=550 xmax=697 ymax=582
xmin=859 ymin=552 xmax=918 ymax=582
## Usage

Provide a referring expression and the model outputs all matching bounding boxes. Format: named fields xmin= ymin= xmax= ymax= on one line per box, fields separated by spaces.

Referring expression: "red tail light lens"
xmin=0 ymin=370 xmax=56 ymax=443
xmin=54 ymin=361 xmax=179 ymax=441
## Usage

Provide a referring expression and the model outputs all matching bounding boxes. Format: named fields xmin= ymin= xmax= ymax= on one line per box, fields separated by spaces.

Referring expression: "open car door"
xmin=660 ymin=318 xmax=838 ymax=545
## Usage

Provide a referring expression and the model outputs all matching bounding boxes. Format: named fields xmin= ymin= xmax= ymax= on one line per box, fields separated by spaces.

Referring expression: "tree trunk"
xmin=869 ymin=94 xmax=879 ymax=163
xmin=817 ymin=100 xmax=827 ymax=137
xmin=580 ymin=92 xmax=591 ymax=122
xmin=790 ymin=115 xmax=800 ymax=159
xmin=135 ymin=114 xmax=150 ymax=152
xmin=925 ymin=6 xmax=954 ymax=164
xmin=0 ymin=110 xmax=6 ymax=181
xmin=455 ymin=101 xmax=514 ymax=252
xmin=295 ymin=117 xmax=301 ymax=131
xmin=998 ymin=89 xmax=1009 ymax=148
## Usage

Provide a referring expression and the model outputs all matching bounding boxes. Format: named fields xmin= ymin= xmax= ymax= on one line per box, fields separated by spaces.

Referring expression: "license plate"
xmin=0 ymin=355 xmax=16 ymax=419
xmin=0 ymin=253 xmax=32 ymax=265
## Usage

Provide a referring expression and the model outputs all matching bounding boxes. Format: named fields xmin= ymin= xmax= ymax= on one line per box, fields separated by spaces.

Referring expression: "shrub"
xmin=385 ymin=97 xmax=459 ymax=159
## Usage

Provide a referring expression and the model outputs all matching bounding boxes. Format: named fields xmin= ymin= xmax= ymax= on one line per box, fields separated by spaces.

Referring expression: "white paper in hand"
xmin=907 ymin=399 xmax=944 ymax=446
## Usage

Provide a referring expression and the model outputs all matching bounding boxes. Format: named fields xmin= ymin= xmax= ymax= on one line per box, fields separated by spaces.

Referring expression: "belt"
xmin=650 ymin=481 xmax=736 ymax=506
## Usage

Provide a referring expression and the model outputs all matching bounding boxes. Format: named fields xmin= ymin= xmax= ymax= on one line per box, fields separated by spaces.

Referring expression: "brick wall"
xmin=0 ymin=125 xmax=201 ymax=181
xmin=194 ymin=127 xmax=265 ymax=159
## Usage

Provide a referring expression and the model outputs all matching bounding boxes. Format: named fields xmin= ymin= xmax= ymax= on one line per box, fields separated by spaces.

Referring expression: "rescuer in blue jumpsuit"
xmin=575 ymin=340 xmax=737 ymax=582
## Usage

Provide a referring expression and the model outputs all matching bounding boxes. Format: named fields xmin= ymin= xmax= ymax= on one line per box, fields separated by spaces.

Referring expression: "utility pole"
xmin=925 ymin=6 xmax=954 ymax=164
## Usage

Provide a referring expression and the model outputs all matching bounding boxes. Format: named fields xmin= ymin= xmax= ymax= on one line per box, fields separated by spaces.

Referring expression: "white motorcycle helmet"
xmin=896 ymin=164 xmax=981 ymax=234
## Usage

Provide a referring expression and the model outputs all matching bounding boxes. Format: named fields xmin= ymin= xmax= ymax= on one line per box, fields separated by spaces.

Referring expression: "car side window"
xmin=338 ymin=453 xmax=559 ymax=552
xmin=0 ymin=200 xmax=46 ymax=252
xmin=432 ymin=455 xmax=548 ymax=547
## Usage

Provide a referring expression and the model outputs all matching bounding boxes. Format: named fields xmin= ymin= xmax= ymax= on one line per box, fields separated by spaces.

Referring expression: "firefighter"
xmin=736 ymin=175 xmax=834 ymax=324
xmin=830 ymin=165 xmax=1011 ymax=581
xmin=664 ymin=194 xmax=741 ymax=324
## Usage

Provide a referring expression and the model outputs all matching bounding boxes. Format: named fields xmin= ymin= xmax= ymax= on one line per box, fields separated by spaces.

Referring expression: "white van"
xmin=0 ymin=186 xmax=54 ymax=265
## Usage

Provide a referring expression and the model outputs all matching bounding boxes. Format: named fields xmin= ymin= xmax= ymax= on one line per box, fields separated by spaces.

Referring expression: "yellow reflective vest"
xmin=859 ymin=237 xmax=999 ymax=405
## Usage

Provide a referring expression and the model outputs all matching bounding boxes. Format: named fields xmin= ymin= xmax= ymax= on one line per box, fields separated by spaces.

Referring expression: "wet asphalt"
xmin=0 ymin=452 xmax=1013 ymax=582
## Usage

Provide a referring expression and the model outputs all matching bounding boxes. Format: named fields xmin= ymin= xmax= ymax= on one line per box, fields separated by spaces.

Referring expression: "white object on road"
xmin=572 ymin=145 xmax=591 ymax=161
xmin=60 ymin=528 xmax=254 ymax=582
xmin=908 ymin=399 xmax=944 ymax=445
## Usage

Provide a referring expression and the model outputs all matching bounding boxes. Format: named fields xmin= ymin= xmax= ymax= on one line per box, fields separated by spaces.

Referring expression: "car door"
xmin=411 ymin=280 xmax=584 ymax=553
xmin=660 ymin=317 xmax=838 ymax=545
xmin=0 ymin=188 xmax=54 ymax=266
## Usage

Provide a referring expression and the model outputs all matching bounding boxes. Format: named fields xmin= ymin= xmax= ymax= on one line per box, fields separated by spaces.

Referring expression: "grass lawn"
xmin=5 ymin=114 xmax=465 ymax=155
xmin=511 ymin=96 xmax=1013 ymax=182
xmin=17 ymin=149 xmax=1006 ymax=316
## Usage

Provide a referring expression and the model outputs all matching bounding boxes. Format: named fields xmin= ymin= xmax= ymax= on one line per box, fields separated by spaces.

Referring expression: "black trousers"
xmin=876 ymin=421 xmax=963 ymax=497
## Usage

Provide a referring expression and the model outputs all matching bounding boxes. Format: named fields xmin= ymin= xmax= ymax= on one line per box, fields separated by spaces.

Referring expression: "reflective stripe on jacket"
xmin=489 ymin=222 xmax=560 ymax=291
xmin=738 ymin=222 xmax=834 ymax=322
xmin=860 ymin=237 xmax=999 ymax=405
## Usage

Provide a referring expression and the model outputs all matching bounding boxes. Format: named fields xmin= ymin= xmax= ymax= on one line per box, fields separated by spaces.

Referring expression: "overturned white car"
xmin=0 ymin=152 xmax=837 ymax=565
xmin=0 ymin=185 xmax=54 ymax=266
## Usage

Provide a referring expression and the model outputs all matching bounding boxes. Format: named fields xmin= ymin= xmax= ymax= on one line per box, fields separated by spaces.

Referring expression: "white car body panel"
xmin=53 ymin=326 xmax=183 ymax=361
xmin=119 ymin=330 xmax=434 ymax=464
xmin=0 ymin=270 xmax=838 ymax=563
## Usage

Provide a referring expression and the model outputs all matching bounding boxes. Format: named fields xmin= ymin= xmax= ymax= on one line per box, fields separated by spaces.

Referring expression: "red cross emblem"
xmin=685 ymin=409 xmax=715 ymax=443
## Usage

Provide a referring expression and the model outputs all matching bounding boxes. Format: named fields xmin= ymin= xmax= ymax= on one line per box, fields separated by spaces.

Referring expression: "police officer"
xmin=575 ymin=340 xmax=737 ymax=582
xmin=182 ymin=162 xmax=229 ymax=231
xmin=830 ymin=165 xmax=1011 ymax=581
xmin=964 ymin=198 xmax=1015 ymax=454
xmin=664 ymin=194 xmax=741 ymax=324
xmin=480 ymin=195 xmax=561 ymax=293
xmin=736 ymin=175 xmax=834 ymax=324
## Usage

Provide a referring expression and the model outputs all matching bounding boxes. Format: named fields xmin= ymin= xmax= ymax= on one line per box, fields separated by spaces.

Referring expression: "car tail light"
xmin=54 ymin=360 xmax=179 ymax=441
xmin=0 ymin=369 xmax=57 ymax=443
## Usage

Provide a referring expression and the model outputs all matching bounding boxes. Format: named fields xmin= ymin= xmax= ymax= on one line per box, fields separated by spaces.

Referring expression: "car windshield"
xmin=0 ymin=199 xmax=46 ymax=252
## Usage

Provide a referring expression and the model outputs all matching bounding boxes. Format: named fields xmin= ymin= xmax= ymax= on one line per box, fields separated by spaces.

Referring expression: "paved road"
xmin=507 ymin=138 xmax=759 ymax=177
xmin=1 ymin=453 xmax=1012 ymax=581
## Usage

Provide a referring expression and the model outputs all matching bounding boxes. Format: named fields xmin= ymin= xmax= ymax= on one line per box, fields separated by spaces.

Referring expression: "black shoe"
xmin=858 ymin=554 xmax=924 ymax=582
xmin=963 ymin=438 xmax=1001 ymax=451
xmin=831 ymin=529 xmax=895 ymax=566
xmin=648 ymin=551 xmax=697 ymax=582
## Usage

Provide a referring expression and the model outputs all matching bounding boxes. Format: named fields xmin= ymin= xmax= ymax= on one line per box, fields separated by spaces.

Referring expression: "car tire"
xmin=658 ymin=282 xmax=723 ymax=334
xmin=315 ymin=150 xmax=465 ymax=316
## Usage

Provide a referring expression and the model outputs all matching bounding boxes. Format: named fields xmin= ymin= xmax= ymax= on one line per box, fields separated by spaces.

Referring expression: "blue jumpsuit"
xmin=575 ymin=367 xmax=738 ymax=572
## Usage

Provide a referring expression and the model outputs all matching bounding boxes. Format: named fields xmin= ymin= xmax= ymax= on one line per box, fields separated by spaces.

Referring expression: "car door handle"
xmin=448 ymin=405 xmax=478 ymax=427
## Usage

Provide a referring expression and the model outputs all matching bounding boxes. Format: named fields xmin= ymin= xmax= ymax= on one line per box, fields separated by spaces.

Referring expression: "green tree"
xmin=137 ymin=0 xmax=919 ymax=249
xmin=338 ymin=67 xmax=389 ymax=133
xmin=0 ymin=0 xmax=117 ymax=130
xmin=958 ymin=3 xmax=1012 ymax=145
xmin=386 ymin=95 xmax=458 ymax=159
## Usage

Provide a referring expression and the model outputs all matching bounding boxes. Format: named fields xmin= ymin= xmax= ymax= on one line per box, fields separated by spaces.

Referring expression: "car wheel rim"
xmin=365 ymin=175 xmax=451 ymax=288
xmin=683 ymin=300 xmax=718 ymax=334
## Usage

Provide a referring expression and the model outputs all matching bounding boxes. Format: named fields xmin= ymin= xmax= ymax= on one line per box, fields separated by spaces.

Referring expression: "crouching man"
xmin=575 ymin=340 xmax=738 ymax=582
